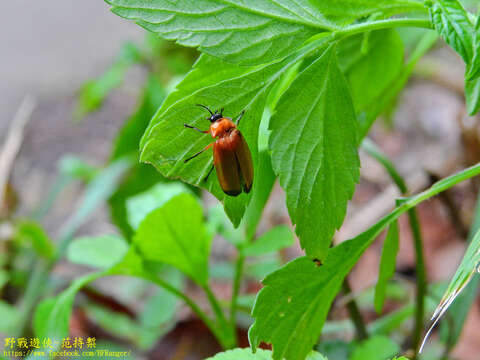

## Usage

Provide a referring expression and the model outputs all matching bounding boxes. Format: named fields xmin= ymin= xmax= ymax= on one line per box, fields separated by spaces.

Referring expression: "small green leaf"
xmin=133 ymin=193 xmax=211 ymax=285
xmin=107 ymin=0 xmax=328 ymax=66
xmin=58 ymin=155 xmax=98 ymax=182
xmin=439 ymin=192 xmax=480 ymax=345
xmin=206 ymin=348 xmax=326 ymax=360
xmin=15 ymin=220 xmax=55 ymax=259
xmin=126 ymin=182 xmax=191 ymax=230
xmin=243 ymin=225 xmax=294 ymax=257
xmin=74 ymin=42 xmax=141 ymax=119
xmin=465 ymin=76 xmax=480 ymax=114
xmin=358 ymin=30 xmax=438 ymax=136
xmin=338 ymin=29 xmax=404 ymax=134
xmin=374 ymin=221 xmax=400 ymax=314
xmin=465 ymin=15 xmax=480 ymax=80
xmin=269 ymin=45 xmax=360 ymax=259
xmin=63 ymin=157 xmax=132 ymax=244
xmin=0 ymin=300 xmax=20 ymax=333
xmin=34 ymin=271 xmax=107 ymax=342
xmin=67 ymin=235 xmax=129 ymax=269
xmin=421 ymin=225 xmax=480 ymax=351
xmin=351 ymin=335 xmax=400 ymax=360
xmin=428 ymin=0 xmax=474 ymax=64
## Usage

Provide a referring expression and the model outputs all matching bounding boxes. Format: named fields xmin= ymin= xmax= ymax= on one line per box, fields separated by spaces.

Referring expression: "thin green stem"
xmin=204 ymin=284 xmax=236 ymax=349
xmin=143 ymin=274 xmax=221 ymax=342
xmin=230 ymin=252 xmax=245 ymax=324
xmin=408 ymin=210 xmax=426 ymax=358
xmin=362 ymin=139 xmax=427 ymax=358
xmin=342 ymin=279 xmax=368 ymax=340
xmin=335 ymin=18 xmax=432 ymax=41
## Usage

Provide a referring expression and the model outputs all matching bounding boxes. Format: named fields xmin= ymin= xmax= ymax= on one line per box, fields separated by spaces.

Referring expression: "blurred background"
xmin=2 ymin=1 xmax=480 ymax=359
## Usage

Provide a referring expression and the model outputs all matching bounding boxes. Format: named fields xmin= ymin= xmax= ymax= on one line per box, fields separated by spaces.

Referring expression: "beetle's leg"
xmin=235 ymin=110 xmax=245 ymax=126
xmin=184 ymin=123 xmax=208 ymax=134
xmin=204 ymin=164 xmax=215 ymax=182
xmin=184 ymin=143 xmax=213 ymax=163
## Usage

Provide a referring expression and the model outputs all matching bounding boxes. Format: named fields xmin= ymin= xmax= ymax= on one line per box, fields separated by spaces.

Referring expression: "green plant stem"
xmin=362 ymin=139 xmax=426 ymax=358
xmin=143 ymin=274 xmax=224 ymax=345
xmin=342 ymin=279 xmax=368 ymax=340
xmin=335 ymin=18 xmax=432 ymax=41
xmin=204 ymin=284 xmax=236 ymax=348
xmin=230 ymin=252 xmax=245 ymax=324
xmin=408 ymin=210 xmax=426 ymax=358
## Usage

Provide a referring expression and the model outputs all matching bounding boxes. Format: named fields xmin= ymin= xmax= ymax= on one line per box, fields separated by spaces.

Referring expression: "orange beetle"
xmin=184 ymin=104 xmax=253 ymax=196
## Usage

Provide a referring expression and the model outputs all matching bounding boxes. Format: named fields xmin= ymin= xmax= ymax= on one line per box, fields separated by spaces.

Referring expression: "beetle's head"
xmin=197 ymin=104 xmax=223 ymax=122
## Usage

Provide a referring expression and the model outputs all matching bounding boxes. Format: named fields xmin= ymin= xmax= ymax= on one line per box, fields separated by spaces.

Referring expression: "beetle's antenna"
xmin=220 ymin=108 xmax=224 ymax=116
xmin=196 ymin=104 xmax=214 ymax=116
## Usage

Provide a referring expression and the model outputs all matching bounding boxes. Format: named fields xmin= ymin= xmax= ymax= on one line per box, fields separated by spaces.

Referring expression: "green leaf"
xmin=249 ymin=162 xmax=480 ymax=360
xmin=465 ymin=15 xmax=480 ymax=80
xmin=421 ymin=223 xmax=480 ymax=351
xmin=108 ymin=77 xmax=168 ymax=238
xmin=111 ymin=76 xmax=166 ymax=160
xmin=34 ymin=271 xmax=107 ymax=342
xmin=138 ymin=269 xmax=183 ymax=349
xmin=66 ymin=235 xmax=129 ymax=269
xmin=106 ymin=0 xmax=329 ymax=66
xmin=133 ymin=193 xmax=212 ymax=285
xmin=427 ymin=0 xmax=480 ymax=114
xmin=74 ymin=42 xmax=141 ymax=119
xmin=439 ymin=192 xmax=480 ymax=345
xmin=139 ymin=43 xmax=327 ymax=227
xmin=206 ymin=348 xmax=326 ymax=360
xmin=338 ymin=29 xmax=404 ymax=132
xmin=351 ymin=335 xmax=400 ymax=360
xmin=243 ymin=225 xmax=294 ymax=256
xmin=126 ymin=182 xmax=191 ymax=230
xmin=60 ymin=157 xmax=132 ymax=252
xmin=269 ymin=45 xmax=360 ymax=259
xmin=15 ymin=220 xmax=55 ymax=259
xmin=465 ymin=76 xmax=480 ymax=114
xmin=374 ymin=221 xmax=400 ymax=314
xmin=58 ymin=155 xmax=98 ymax=182
xmin=428 ymin=0 xmax=474 ymax=64
xmin=357 ymin=30 xmax=438 ymax=137
xmin=0 ymin=300 xmax=20 ymax=333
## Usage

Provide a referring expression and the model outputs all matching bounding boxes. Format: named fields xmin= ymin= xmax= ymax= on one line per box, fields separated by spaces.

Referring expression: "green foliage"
xmin=74 ymin=42 xmax=141 ymax=119
xmin=126 ymin=182 xmax=191 ymax=230
xmin=338 ymin=29 xmax=404 ymax=136
xmin=106 ymin=0 xmax=327 ymax=66
xmin=350 ymin=335 xmax=400 ymax=360
xmin=139 ymin=53 xmax=290 ymax=226
xmin=374 ymin=221 xmax=400 ymax=314
xmin=206 ymin=348 xmax=326 ymax=360
xmin=66 ymin=235 xmax=129 ymax=269
xmin=14 ymin=220 xmax=55 ymax=260
xmin=249 ymin=162 xmax=480 ymax=360
xmin=108 ymin=76 xmax=168 ymax=238
xmin=270 ymin=45 xmax=359 ymax=259
xmin=421 ymin=223 xmax=480 ymax=351
xmin=308 ymin=0 xmax=426 ymax=22
xmin=243 ymin=225 xmax=294 ymax=256
xmin=427 ymin=0 xmax=480 ymax=114
xmin=134 ymin=193 xmax=212 ymax=285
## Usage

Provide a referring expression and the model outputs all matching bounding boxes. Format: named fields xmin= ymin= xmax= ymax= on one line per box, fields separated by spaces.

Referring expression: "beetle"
xmin=183 ymin=104 xmax=253 ymax=197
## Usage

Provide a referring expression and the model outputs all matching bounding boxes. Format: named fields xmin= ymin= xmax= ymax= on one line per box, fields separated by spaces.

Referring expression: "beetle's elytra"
xmin=184 ymin=104 xmax=253 ymax=196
